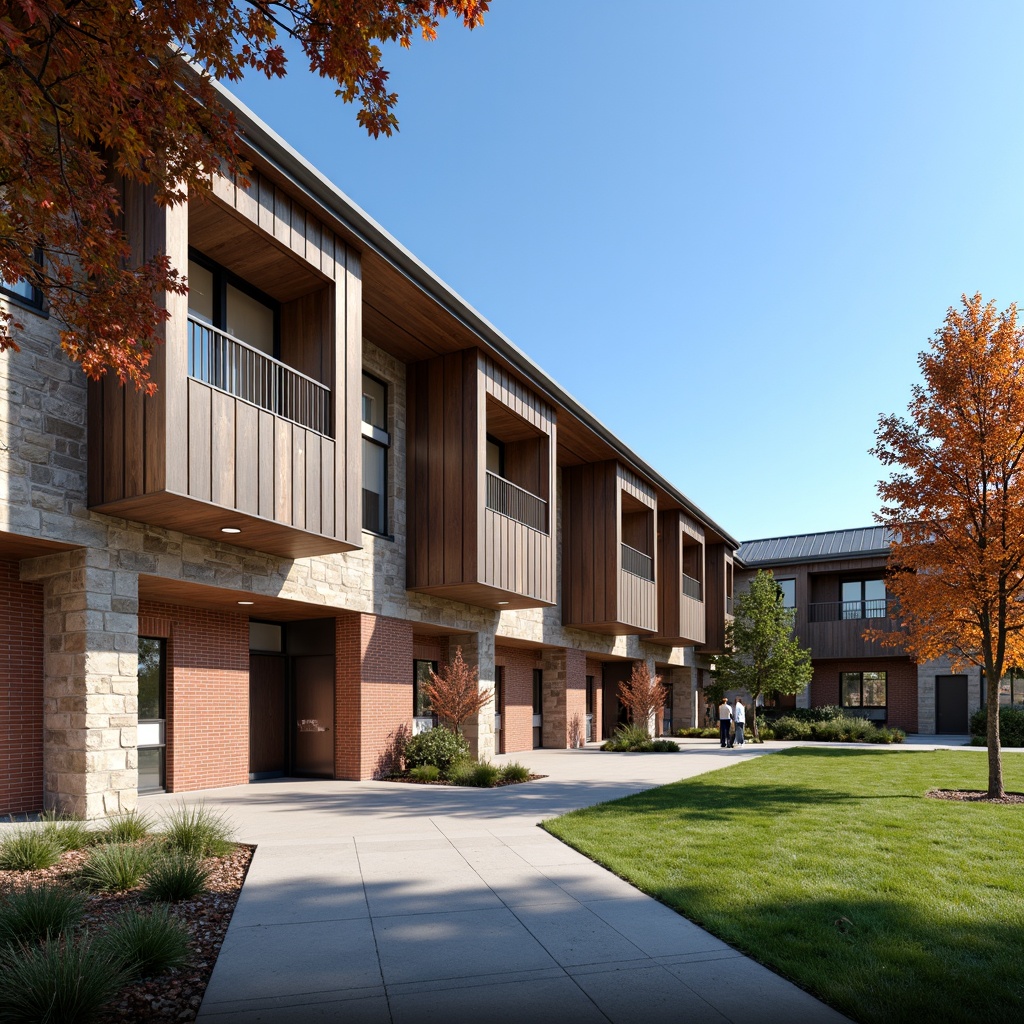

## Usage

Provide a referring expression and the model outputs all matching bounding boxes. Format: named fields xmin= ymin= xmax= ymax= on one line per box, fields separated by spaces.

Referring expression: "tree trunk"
xmin=751 ymin=705 xmax=760 ymax=741
xmin=987 ymin=669 xmax=1004 ymax=798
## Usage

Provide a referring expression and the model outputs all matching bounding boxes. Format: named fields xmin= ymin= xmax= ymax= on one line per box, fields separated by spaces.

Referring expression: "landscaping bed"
xmin=543 ymin=748 xmax=1024 ymax=1023
xmin=0 ymin=808 xmax=251 ymax=1023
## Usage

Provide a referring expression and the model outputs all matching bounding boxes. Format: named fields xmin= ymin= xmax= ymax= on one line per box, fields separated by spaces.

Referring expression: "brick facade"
xmin=810 ymin=657 xmax=918 ymax=733
xmin=0 ymin=559 xmax=44 ymax=814
xmin=495 ymin=646 xmax=542 ymax=753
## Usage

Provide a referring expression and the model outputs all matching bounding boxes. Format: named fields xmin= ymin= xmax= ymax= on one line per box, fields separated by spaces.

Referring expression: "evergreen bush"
xmin=969 ymin=703 xmax=1024 ymax=747
xmin=402 ymin=727 xmax=470 ymax=775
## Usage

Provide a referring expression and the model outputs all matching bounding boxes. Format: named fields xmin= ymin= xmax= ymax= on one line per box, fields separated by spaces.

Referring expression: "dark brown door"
xmin=936 ymin=675 xmax=969 ymax=734
xmin=294 ymin=656 xmax=335 ymax=776
xmin=250 ymin=655 xmax=286 ymax=776
xmin=602 ymin=662 xmax=632 ymax=739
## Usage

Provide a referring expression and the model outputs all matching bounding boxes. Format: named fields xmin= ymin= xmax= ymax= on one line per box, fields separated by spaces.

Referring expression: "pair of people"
xmin=717 ymin=696 xmax=746 ymax=747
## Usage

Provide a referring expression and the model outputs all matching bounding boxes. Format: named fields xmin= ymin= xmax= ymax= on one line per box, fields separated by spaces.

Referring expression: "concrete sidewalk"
xmin=140 ymin=744 xmax=850 ymax=1024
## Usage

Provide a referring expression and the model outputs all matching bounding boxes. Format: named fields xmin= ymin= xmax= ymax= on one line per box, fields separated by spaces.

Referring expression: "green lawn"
xmin=543 ymin=749 xmax=1024 ymax=1023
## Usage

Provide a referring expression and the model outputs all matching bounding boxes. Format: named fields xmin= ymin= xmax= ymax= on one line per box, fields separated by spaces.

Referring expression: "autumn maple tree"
xmin=0 ymin=0 xmax=489 ymax=390
xmin=617 ymin=662 xmax=668 ymax=738
xmin=871 ymin=293 xmax=1024 ymax=798
xmin=423 ymin=647 xmax=493 ymax=737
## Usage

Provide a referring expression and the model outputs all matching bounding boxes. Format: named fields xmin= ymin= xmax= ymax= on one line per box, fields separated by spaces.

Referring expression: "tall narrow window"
xmin=137 ymin=638 xmax=167 ymax=793
xmin=413 ymin=659 xmax=437 ymax=720
xmin=776 ymin=579 xmax=796 ymax=609
xmin=841 ymin=579 xmax=886 ymax=619
xmin=532 ymin=669 xmax=543 ymax=749
xmin=362 ymin=372 xmax=390 ymax=535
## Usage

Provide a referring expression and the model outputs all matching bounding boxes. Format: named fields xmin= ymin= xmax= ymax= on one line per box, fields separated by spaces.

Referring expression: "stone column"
xmin=25 ymin=550 xmax=139 ymax=818
xmin=541 ymin=647 xmax=586 ymax=748
xmin=455 ymin=632 xmax=496 ymax=761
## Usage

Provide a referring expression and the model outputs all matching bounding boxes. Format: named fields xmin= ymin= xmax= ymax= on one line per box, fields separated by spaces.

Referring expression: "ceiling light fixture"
xmin=237 ymin=600 xmax=254 ymax=606
xmin=221 ymin=527 xmax=242 ymax=535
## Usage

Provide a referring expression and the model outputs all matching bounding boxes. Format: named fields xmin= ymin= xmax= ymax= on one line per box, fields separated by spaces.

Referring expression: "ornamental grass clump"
xmin=498 ymin=761 xmax=531 ymax=783
xmin=159 ymin=803 xmax=235 ymax=858
xmin=0 ymin=885 xmax=86 ymax=947
xmin=143 ymin=851 xmax=211 ymax=903
xmin=79 ymin=842 xmax=158 ymax=893
xmin=96 ymin=906 xmax=191 ymax=979
xmin=469 ymin=762 xmax=500 ymax=787
xmin=602 ymin=723 xmax=655 ymax=752
xmin=0 ymin=828 xmax=63 ymax=872
xmin=408 ymin=764 xmax=441 ymax=783
xmin=101 ymin=810 xmax=155 ymax=845
xmin=0 ymin=937 xmax=128 ymax=1024
xmin=40 ymin=812 xmax=95 ymax=853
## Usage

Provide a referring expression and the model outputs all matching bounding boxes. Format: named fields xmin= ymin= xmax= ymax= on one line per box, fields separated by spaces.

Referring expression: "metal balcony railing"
xmin=682 ymin=573 xmax=703 ymax=600
xmin=621 ymin=542 xmax=654 ymax=581
xmin=808 ymin=598 xmax=891 ymax=623
xmin=485 ymin=471 xmax=548 ymax=533
xmin=188 ymin=317 xmax=332 ymax=437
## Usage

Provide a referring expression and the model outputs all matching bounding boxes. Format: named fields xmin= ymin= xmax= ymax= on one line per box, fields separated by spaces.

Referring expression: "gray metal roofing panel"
xmin=737 ymin=526 xmax=894 ymax=566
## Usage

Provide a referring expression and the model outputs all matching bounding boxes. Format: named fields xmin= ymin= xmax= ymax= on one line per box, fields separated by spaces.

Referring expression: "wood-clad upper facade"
xmin=85 ymin=93 xmax=738 ymax=638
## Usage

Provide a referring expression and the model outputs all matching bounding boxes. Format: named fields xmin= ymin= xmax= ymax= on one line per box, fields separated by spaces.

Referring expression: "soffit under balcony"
xmin=189 ymin=196 xmax=329 ymax=303
xmin=138 ymin=575 xmax=337 ymax=621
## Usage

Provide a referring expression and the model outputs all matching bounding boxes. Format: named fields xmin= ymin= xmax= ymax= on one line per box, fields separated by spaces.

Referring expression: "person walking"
xmin=718 ymin=696 xmax=733 ymax=748
xmin=733 ymin=698 xmax=746 ymax=746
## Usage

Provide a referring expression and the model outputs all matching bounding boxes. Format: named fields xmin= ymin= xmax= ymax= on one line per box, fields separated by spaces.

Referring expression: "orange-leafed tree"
xmin=424 ymin=647 xmax=493 ymax=737
xmin=870 ymin=293 xmax=1024 ymax=798
xmin=617 ymin=662 xmax=668 ymax=739
xmin=0 ymin=0 xmax=489 ymax=390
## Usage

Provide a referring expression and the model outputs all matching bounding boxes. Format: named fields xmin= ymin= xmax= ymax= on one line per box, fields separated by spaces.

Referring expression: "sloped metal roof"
xmin=737 ymin=526 xmax=895 ymax=566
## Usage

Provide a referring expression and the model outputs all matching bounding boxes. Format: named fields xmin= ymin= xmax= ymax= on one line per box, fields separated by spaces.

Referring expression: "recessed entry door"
xmin=293 ymin=656 xmax=335 ymax=776
xmin=249 ymin=655 xmax=286 ymax=778
xmin=936 ymin=675 xmax=969 ymax=734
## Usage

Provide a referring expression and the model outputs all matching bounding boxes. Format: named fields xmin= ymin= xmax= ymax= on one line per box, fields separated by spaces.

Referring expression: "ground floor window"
xmin=841 ymin=670 xmax=887 ymax=708
xmin=585 ymin=675 xmax=594 ymax=742
xmin=413 ymin=659 xmax=437 ymax=732
xmin=138 ymin=637 xmax=166 ymax=793
xmin=533 ymin=669 xmax=543 ymax=748
xmin=662 ymin=683 xmax=673 ymax=735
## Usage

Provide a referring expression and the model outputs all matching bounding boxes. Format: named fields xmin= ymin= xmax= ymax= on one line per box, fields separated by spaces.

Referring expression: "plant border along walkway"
xmin=543 ymin=746 xmax=1024 ymax=1024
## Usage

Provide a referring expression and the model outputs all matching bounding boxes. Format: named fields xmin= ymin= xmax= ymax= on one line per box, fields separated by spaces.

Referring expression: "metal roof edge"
xmin=211 ymin=81 xmax=739 ymax=549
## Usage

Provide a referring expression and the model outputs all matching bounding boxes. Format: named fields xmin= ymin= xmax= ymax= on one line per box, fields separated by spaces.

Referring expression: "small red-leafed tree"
xmin=0 ymin=1 xmax=489 ymax=390
xmin=871 ymin=293 xmax=1024 ymax=798
xmin=617 ymin=662 xmax=668 ymax=738
xmin=424 ymin=647 xmax=493 ymax=737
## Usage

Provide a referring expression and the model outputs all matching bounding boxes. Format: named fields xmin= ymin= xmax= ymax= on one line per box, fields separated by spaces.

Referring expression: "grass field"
xmin=543 ymin=748 xmax=1024 ymax=1023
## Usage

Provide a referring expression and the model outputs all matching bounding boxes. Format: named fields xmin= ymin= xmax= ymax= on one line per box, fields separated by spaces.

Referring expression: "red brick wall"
xmin=586 ymin=658 xmax=603 ymax=743
xmin=496 ymin=646 xmax=540 ymax=753
xmin=336 ymin=613 xmax=413 ymax=779
xmin=139 ymin=601 xmax=250 ymax=792
xmin=0 ymin=560 xmax=44 ymax=815
xmin=810 ymin=657 xmax=918 ymax=733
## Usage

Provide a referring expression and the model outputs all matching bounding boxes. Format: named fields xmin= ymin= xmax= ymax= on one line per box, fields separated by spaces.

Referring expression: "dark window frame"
xmin=840 ymin=670 xmax=888 ymax=708
xmin=1 ymin=247 xmax=46 ymax=313
xmin=413 ymin=659 xmax=438 ymax=719
xmin=187 ymin=247 xmax=281 ymax=357
xmin=137 ymin=637 xmax=167 ymax=794
xmin=840 ymin=577 xmax=887 ymax=620
xmin=361 ymin=371 xmax=391 ymax=537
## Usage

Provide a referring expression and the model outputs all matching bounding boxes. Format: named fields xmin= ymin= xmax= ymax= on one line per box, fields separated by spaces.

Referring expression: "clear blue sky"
xmin=229 ymin=0 xmax=1024 ymax=543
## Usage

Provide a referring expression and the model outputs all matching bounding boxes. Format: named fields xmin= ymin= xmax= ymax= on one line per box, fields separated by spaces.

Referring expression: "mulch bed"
xmin=386 ymin=774 xmax=546 ymax=786
xmin=926 ymin=789 xmax=1024 ymax=805
xmin=0 ymin=844 xmax=253 ymax=1023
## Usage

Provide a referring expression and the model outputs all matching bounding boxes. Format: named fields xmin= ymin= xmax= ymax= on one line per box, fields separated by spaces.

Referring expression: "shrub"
xmin=0 ymin=938 xmax=128 ymax=1024
xmin=763 ymin=705 xmax=845 ymax=723
xmin=812 ymin=717 xmax=876 ymax=743
xmin=469 ymin=762 xmax=500 ymax=787
xmin=79 ymin=842 xmax=157 ymax=892
xmin=402 ymin=727 xmax=470 ymax=776
xmin=650 ymin=739 xmax=680 ymax=752
xmin=446 ymin=757 xmax=478 ymax=786
xmin=0 ymin=829 xmax=63 ymax=871
xmin=969 ymin=703 xmax=1024 ymax=747
xmin=770 ymin=717 xmax=814 ymax=740
xmin=498 ymin=762 xmax=531 ymax=783
xmin=159 ymin=804 xmax=235 ymax=858
xmin=143 ymin=852 xmax=211 ymax=902
xmin=869 ymin=727 xmax=905 ymax=744
xmin=409 ymin=764 xmax=441 ymax=783
xmin=699 ymin=727 xmax=721 ymax=739
xmin=758 ymin=727 xmax=776 ymax=741
xmin=602 ymin=724 xmax=655 ymax=752
xmin=101 ymin=810 xmax=154 ymax=845
xmin=40 ymin=812 xmax=94 ymax=853
xmin=0 ymin=885 xmax=86 ymax=947
xmin=96 ymin=906 xmax=191 ymax=979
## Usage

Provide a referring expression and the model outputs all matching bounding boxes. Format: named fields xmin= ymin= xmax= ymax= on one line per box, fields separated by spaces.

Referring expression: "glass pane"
xmin=486 ymin=438 xmax=504 ymax=476
xmin=841 ymin=580 xmax=861 ymax=618
xmin=864 ymin=578 xmax=886 ymax=617
xmin=249 ymin=622 xmax=283 ymax=652
xmin=187 ymin=261 xmax=214 ymax=323
xmin=137 ymin=638 xmax=164 ymax=720
xmin=862 ymin=671 xmax=887 ymax=707
xmin=362 ymin=439 xmax=386 ymax=533
xmin=494 ymin=666 xmax=503 ymax=712
xmin=362 ymin=374 xmax=386 ymax=429
xmin=413 ymin=660 xmax=436 ymax=716
xmin=777 ymin=579 xmax=796 ymax=608
xmin=225 ymin=284 xmax=274 ymax=355
xmin=533 ymin=670 xmax=543 ymax=714
xmin=138 ymin=746 xmax=164 ymax=793
xmin=840 ymin=672 xmax=862 ymax=707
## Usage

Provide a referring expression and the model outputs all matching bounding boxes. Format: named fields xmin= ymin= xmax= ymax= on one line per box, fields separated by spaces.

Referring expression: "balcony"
xmin=804 ymin=599 xmax=903 ymax=658
xmin=486 ymin=471 xmax=548 ymax=533
xmin=808 ymin=599 xmax=891 ymax=622
xmin=621 ymin=542 xmax=654 ymax=581
xmin=653 ymin=509 xmax=705 ymax=645
xmin=683 ymin=573 xmax=702 ymax=600
xmin=188 ymin=319 xmax=331 ymax=437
